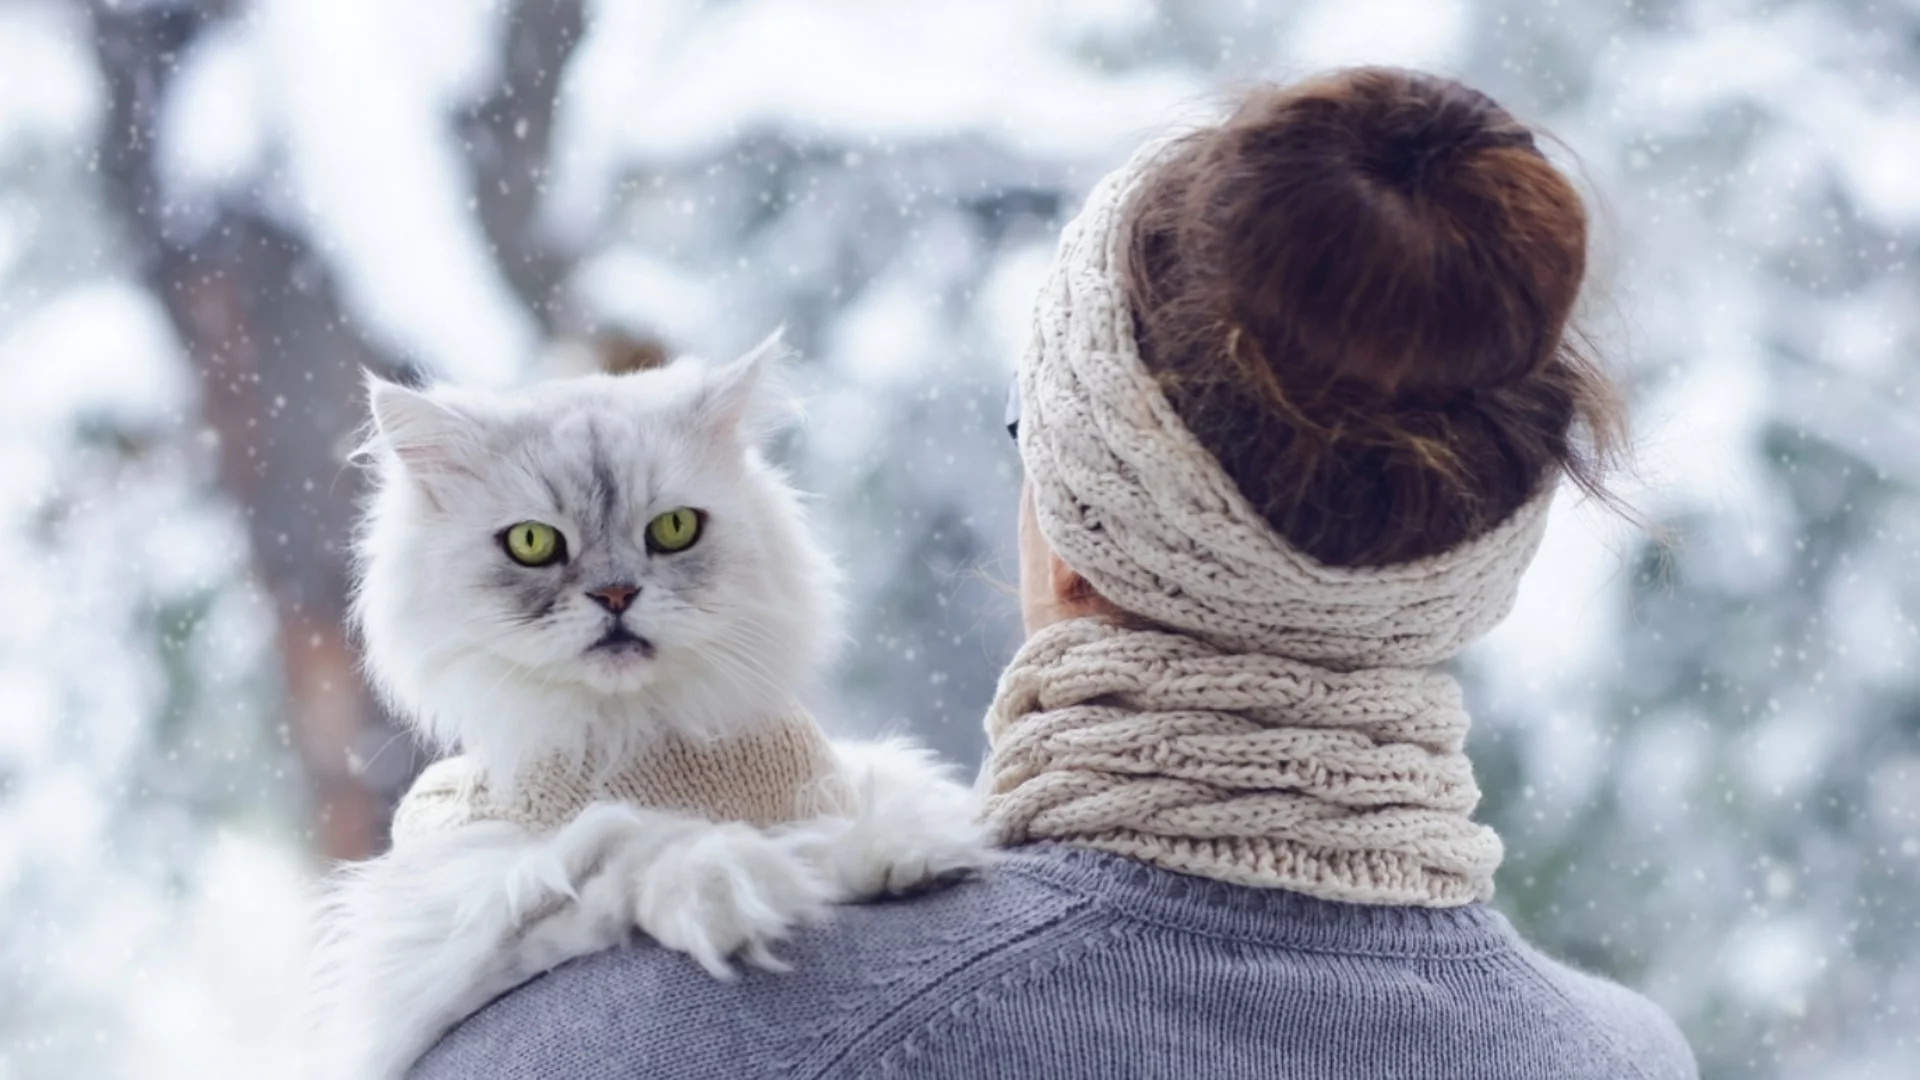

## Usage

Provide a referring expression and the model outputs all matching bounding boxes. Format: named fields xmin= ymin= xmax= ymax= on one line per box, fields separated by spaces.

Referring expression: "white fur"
xmin=307 ymin=337 xmax=991 ymax=1079
xmin=800 ymin=739 xmax=995 ymax=898
xmin=352 ymin=334 xmax=836 ymax=779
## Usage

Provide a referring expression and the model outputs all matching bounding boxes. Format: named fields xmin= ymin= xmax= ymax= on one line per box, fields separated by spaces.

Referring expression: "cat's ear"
xmin=693 ymin=328 xmax=801 ymax=444
xmin=363 ymin=374 xmax=482 ymax=494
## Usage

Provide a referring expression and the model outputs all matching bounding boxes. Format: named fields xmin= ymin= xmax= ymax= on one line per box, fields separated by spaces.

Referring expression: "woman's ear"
xmin=1018 ymin=479 xmax=1117 ymax=635
xmin=1046 ymin=551 xmax=1081 ymax=606
xmin=1048 ymin=551 xmax=1112 ymax=615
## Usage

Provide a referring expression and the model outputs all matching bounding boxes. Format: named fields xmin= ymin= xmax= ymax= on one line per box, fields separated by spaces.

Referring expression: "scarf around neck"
xmin=981 ymin=618 xmax=1504 ymax=905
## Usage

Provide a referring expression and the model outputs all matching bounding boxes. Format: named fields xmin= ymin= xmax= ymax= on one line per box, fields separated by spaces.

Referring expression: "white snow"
xmin=159 ymin=22 xmax=270 ymax=199
xmin=1284 ymin=0 xmax=1472 ymax=72
xmin=255 ymin=0 xmax=535 ymax=386
xmin=974 ymin=240 xmax=1057 ymax=374
xmin=546 ymin=0 xmax=1204 ymax=241
xmin=2 ymin=281 xmax=192 ymax=432
xmin=572 ymin=246 xmax=721 ymax=348
xmin=0 ymin=3 xmax=99 ymax=153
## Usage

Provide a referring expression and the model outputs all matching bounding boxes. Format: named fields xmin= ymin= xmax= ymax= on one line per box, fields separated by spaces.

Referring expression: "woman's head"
xmin=1126 ymin=67 xmax=1620 ymax=568
xmin=1016 ymin=68 xmax=1621 ymax=650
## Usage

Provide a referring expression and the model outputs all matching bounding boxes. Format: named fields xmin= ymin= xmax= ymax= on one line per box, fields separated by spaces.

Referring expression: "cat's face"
xmin=353 ymin=340 xmax=838 ymax=764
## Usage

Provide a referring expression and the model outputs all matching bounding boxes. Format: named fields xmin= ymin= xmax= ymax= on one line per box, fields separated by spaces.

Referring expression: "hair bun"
xmin=1122 ymin=68 xmax=1623 ymax=567
xmin=1373 ymin=127 xmax=1540 ymax=197
xmin=1213 ymin=69 xmax=1580 ymax=398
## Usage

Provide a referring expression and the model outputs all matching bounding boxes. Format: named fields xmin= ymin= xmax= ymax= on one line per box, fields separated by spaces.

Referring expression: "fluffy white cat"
xmin=306 ymin=336 xmax=989 ymax=1080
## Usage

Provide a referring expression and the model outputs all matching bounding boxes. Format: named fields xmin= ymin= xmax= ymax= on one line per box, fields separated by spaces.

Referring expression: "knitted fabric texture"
xmin=982 ymin=141 xmax=1554 ymax=906
xmin=415 ymin=845 xmax=1700 ymax=1080
xmin=982 ymin=619 xmax=1503 ymax=905
xmin=392 ymin=711 xmax=845 ymax=844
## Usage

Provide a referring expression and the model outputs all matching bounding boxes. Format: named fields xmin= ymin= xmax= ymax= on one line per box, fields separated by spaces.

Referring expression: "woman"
xmin=413 ymin=68 xmax=1697 ymax=1079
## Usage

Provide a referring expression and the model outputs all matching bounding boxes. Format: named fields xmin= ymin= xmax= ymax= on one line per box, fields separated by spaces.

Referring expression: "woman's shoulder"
xmin=410 ymin=845 xmax=1100 ymax=1080
xmin=1497 ymin=939 xmax=1698 ymax=1080
xmin=411 ymin=845 xmax=1696 ymax=1080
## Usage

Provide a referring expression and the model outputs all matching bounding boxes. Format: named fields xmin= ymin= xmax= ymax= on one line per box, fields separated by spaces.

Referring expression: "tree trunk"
xmin=85 ymin=0 xmax=584 ymax=859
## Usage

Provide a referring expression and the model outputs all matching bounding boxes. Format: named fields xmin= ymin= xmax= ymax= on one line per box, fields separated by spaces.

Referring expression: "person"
xmin=411 ymin=67 xmax=1697 ymax=1079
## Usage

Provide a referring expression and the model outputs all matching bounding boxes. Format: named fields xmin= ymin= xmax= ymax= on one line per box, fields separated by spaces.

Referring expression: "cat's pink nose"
xmin=586 ymin=583 xmax=638 ymax=614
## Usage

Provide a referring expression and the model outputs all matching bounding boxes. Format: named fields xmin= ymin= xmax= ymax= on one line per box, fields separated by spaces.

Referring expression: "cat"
xmin=305 ymin=335 xmax=989 ymax=1080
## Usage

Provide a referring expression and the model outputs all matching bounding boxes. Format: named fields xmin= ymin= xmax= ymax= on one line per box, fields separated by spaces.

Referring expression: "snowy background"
xmin=1 ymin=0 xmax=1916 ymax=1077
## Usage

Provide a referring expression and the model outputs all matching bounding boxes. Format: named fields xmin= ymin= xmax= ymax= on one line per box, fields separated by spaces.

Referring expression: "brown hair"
xmin=1124 ymin=68 xmax=1624 ymax=567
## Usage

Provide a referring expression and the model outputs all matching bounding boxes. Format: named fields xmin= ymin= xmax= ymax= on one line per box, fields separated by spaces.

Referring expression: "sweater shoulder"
xmin=409 ymin=855 xmax=1100 ymax=1080
xmin=862 ymin=912 xmax=1701 ymax=1080
xmin=411 ymin=847 xmax=1700 ymax=1080
xmin=1505 ymin=944 xmax=1699 ymax=1080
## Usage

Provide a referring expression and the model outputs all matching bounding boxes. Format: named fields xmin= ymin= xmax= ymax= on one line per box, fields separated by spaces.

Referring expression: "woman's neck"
xmin=979 ymin=617 xmax=1501 ymax=907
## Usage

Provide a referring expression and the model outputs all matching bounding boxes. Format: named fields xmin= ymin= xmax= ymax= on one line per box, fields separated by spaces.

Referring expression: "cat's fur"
xmin=306 ymin=337 xmax=988 ymax=1080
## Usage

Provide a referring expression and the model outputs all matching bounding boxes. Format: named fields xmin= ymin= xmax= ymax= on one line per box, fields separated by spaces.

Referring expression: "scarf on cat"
xmin=980 ymin=140 xmax=1552 ymax=906
xmin=391 ymin=710 xmax=845 ymax=845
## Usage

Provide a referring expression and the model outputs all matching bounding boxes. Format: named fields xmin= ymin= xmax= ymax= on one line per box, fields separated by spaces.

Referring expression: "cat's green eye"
xmin=646 ymin=508 xmax=703 ymax=554
xmin=502 ymin=521 xmax=564 ymax=567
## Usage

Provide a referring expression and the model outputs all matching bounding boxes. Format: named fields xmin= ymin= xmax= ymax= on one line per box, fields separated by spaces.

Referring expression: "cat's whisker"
xmin=699 ymin=646 xmax=784 ymax=703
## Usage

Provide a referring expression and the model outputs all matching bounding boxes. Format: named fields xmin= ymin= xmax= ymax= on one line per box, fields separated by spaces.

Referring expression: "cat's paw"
xmin=809 ymin=737 xmax=997 ymax=899
xmin=487 ymin=802 xmax=656 ymax=925
xmin=797 ymin=808 xmax=995 ymax=900
xmin=635 ymin=822 xmax=835 ymax=979
xmin=874 ymin=814 xmax=995 ymax=897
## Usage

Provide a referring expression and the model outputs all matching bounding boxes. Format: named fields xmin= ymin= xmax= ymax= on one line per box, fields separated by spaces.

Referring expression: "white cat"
xmin=305 ymin=336 xmax=989 ymax=1080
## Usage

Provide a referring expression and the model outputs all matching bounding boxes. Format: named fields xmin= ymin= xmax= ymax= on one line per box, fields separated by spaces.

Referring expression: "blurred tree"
xmin=83 ymin=0 xmax=585 ymax=859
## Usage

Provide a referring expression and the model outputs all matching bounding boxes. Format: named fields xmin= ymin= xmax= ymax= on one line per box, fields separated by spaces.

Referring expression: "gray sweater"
xmin=413 ymin=844 xmax=1697 ymax=1079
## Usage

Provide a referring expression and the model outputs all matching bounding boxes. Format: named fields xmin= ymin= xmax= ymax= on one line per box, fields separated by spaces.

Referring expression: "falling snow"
xmin=0 ymin=1 xmax=1915 ymax=1078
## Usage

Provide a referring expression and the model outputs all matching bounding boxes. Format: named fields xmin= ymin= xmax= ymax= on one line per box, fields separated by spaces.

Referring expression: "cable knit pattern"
xmin=392 ymin=711 xmax=846 ymax=843
xmin=983 ymin=142 xmax=1553 ymax=906
xmin=982 ymin=620 xmax=1502 ymax=905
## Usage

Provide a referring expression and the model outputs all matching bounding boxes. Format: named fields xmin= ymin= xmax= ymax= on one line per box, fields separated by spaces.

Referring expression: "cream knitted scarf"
xmin=983 ymin=140 xmax=1553 ymax=906
xmin=391 ymin=711 xmax=845 ymax=846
